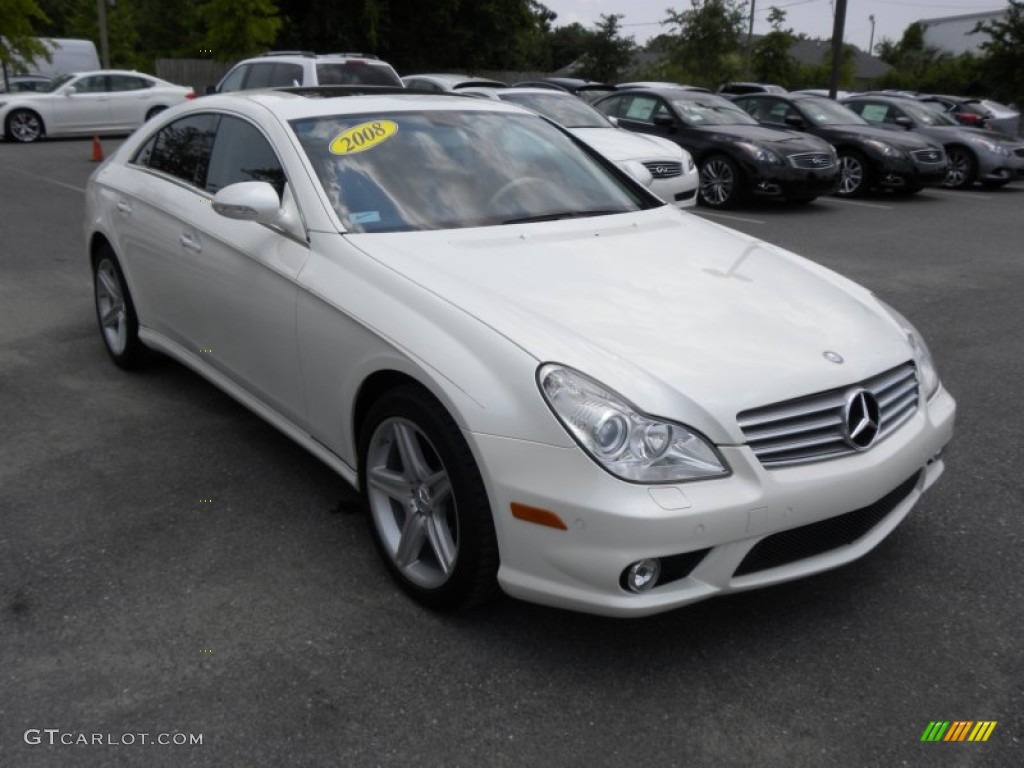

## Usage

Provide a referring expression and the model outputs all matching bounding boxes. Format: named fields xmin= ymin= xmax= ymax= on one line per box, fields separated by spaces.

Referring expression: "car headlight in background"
xmin=538 ymin=364 xmax=729 ymax=483
xmin=683 ymin=151 xmax=696 ymax=173
xmin=875 ymin=299 xmax=941 ymax=399
xmin=863 ymin=139 xmax=906 ymax=159
xmin=967 ymin=136 xmax=1012 ymax=156
xmin=736 ymin=142 xmax=783 ymax=165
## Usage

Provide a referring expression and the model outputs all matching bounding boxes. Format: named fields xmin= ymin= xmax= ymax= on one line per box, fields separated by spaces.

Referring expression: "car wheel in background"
xmin=145 ymin=106 xmax=167 ymax=121
xmin=92 ymin=245 xmax=147 ymax=369
xmin=359 ymin=385 xmax=499 ymax=611
xmin=835 ymin=150 xmax=870 ymax=197
xmin=5 ymin=109 xmax=44 ymax=143
xmin=699 ymin=155 xmax=744 ymax=208
xmin=944 ymin=146 xmax=977 ymax=189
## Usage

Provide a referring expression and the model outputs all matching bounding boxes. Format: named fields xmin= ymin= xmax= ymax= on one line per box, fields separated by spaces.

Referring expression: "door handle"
xmin=116 ymin=199 xmax=132 ymax=214
xmin=179 ymin=232 xmax=202 ymax=253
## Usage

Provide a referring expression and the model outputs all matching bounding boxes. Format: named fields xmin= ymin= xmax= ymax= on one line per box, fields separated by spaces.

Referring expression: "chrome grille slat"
xmin=788 ymin=152 xmax=835 ymax=170
xmin=737 ymin=362 xmax=919 ymax=467
xmin=641 ymin=161 xmax=683 ymax=178
xmin=912 ymin=148 xmax=944 ymax=163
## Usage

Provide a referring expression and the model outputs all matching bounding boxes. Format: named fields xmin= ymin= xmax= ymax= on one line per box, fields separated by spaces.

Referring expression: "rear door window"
xmin=134 ymin=113 xmax=219 ymax=188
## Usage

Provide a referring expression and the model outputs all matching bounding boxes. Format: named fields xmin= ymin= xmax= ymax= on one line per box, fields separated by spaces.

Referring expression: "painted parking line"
xmin=693 ymin=210 xmax=767 ymax=225
xmin=823 ymin=197 xmax=893 ymax=210
xmin=925 ymin=188 xmax=993 ymax=201
xmin=1 ymin=164 xmax=86 ymax=194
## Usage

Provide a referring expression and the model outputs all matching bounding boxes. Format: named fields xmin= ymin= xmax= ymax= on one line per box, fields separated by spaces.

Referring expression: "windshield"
xmin=671 ymin=97 xmax=759 ymax=126
xmin=799 ymin=97 xmax=867 ymax=126
xmin=499 ymin=92 xmax=611 ymax=128
xmin=45 ymin=73 xmax=75 ymax=92
xmin=900 ymin=101 xmax=958 ymax=126
xmin=291 ymin=110 xmax=653 ymax=232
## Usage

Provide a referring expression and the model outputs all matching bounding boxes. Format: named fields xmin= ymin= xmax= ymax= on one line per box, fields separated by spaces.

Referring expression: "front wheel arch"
xmin=5 ymin=108 xmax=45 ymax=142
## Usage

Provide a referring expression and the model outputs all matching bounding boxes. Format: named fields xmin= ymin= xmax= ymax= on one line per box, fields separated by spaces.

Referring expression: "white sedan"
xmin=84 ymin=89 xmax=955 ymax=617
xmin=464 ymin=86 xmax=699 ymax=208
xmin=1 ymin=70 xmax=194 ymax=143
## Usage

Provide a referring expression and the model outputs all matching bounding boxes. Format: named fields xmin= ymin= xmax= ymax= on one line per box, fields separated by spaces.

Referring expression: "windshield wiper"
xmin=502 ymin=209 xmax=624 ymax=225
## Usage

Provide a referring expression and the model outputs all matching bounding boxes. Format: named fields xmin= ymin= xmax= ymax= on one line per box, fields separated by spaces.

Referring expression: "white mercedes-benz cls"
xmin=84 ymin=87 xmax=955 ymax=617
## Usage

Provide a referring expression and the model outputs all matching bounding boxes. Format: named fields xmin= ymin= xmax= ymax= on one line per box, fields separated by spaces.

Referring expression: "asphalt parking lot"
xmin=1 ymin=136 xmax=1021 ymax=767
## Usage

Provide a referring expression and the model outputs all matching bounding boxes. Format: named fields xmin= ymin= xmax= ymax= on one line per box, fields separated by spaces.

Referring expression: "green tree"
xmin=662 ymin=0 xmax=746 ymax=88
xmin=752 ymin=7 xmax=797 ymax=85
xmin=199 ymin=0 xmax=282 ymax=61
xmin=0 ymin=0 xmax=51 ymax=88
xmin=547 ymin=22 xmax=595 ymax=71
xmin=975 ymin=0 xmax=1024 ymax=111
xmin=577 ymin=14 xmax=634 ymax=82
xmin=66 ymin=0 xmax=140 ymax=69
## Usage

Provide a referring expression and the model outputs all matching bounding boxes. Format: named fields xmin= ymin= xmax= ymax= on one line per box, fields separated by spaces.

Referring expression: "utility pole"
xmin=746 ymin=0 xmax=757 ymax=79
xmin=97 ymin=0 xmax=110 ymax=68
xmin=828 ymin=0 xmax=848 ymax=99
xmin=868 ymin=14 xmax=876 ymax=56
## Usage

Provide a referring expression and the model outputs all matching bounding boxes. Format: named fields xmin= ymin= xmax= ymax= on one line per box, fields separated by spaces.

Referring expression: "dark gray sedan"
xmin=842 ymin=95 xmax=1024 ymax=189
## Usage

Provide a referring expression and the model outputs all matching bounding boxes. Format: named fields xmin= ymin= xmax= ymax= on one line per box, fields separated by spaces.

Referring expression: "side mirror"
xmin=212 ymin=181 xmax=281 ymax=225
xmin=784 ymin=114 xmax=806 ymax=129
xmin=606 ymin=115 xmax=619 ymax=127
xmin=894 ymin=116 xmax=913 ymax=129
xmin=62 ymin=86 xmax=77 ymax=96
xmin=653 ymin=114 xmax=676 ymax=129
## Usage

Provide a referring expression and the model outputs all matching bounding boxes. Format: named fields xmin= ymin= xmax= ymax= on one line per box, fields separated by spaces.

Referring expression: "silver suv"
xmin=210 ymin=51 xmax=402 ymax=93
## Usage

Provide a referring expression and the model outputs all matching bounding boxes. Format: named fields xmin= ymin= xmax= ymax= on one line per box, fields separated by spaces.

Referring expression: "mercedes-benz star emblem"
xmin=823 ymin=350 xmax=844 ymax=364
xmin=844 ymin=389 xmax=881 ymax=450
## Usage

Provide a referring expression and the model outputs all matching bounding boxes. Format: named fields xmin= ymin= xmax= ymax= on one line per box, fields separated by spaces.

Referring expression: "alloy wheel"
xmin=837 ymin=155 xmax=864 ymax=196
xmin=700 ymin=158 xmax=736 ymax=207
xmin=365 ymin=417 xmax=458 ymax=589
xmin=95 ymin=258 xmax=128 ymax=355
xmin=8 ymin=110 xmax=42 ymax=142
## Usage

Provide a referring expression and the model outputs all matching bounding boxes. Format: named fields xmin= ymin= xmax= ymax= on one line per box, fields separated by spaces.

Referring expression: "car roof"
xmin=403 ymin=74 xmax=507 ymax=88
xmin=200 ymin=88 xmax=532 ymax=121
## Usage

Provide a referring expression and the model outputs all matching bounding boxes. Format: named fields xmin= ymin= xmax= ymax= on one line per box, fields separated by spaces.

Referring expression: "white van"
xmin=18 ymin=38 xmax=101 ymax=78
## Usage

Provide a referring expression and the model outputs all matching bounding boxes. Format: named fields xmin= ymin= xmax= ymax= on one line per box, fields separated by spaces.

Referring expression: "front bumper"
xmin=876 ymin=155 xmax=948 ymax=188
xmin=977 ymin=151 xmax=1024 ymax=183
xmin=650 ymin=169 xmax=699 ymax=209
xmin=473 ymin=385 xmax=955 ymax=617
xmin=747 ymin=164 xmax=838 ymax=199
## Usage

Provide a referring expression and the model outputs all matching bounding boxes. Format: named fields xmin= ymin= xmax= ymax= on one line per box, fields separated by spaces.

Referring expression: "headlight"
xmin=863 ymin=139 xmax=905 ymax=159
xmin=683 ymin=150 xmax=695 ymax=173
xmin=538 ymin=365 xmax=729 ymax=483
xmin=736 ymin=142 xmax=783 ymax=165
xmin=875 ymin=299 xmax=940 ymax=399
xmin=968 ymin=137 xmax=1011 ymax=156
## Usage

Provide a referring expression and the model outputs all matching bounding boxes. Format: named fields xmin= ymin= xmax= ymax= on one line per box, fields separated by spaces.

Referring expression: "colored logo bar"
xmin=920 ymin=721 xmax=997 ymax=742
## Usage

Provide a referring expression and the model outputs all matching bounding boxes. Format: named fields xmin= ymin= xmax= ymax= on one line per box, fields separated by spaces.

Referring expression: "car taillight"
xmin=186 ymin=91 xmax=196 ymax=99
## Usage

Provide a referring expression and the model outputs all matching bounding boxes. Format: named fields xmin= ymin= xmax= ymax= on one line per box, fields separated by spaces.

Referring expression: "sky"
xmin=540 ymin=0 xmax=1010 ymax=52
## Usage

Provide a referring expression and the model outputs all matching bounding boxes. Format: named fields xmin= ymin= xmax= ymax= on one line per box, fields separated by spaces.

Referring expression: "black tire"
xmin=944 ymin=146 xmax=977 ymax=189
xmin=358 ymin=385 xmax=499 ymax=611
xmin=835 ymin=150 xmax=871 ymax=197
xmin=145 ymin=106 xmax=167 ymax=121
xmin=699 ymin=154 xmax=746 ymax=208
xmin=5 ymin=108 xmax=44 ymax=143
xmin=92 ymin=245 xmax=147 ymax=369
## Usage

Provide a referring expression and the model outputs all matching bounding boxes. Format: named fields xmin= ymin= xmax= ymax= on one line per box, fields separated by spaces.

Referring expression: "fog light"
xmin=623 ymin=558 xmax=661 ymax=593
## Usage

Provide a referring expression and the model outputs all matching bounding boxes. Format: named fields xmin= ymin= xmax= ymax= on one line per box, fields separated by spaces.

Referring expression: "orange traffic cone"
xmin=90 ymin=134 xmax=104 ymax=162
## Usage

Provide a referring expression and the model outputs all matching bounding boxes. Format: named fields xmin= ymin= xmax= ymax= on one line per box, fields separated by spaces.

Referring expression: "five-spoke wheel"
xmin=93 ymin=246 xmax=146 ymax=368
xmin=360 ymin=386 xmax=498 ymax=610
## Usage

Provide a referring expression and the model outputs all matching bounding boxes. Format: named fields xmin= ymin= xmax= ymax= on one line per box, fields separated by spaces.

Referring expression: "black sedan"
xmin=730 ymin=93 xmax=948 ymax=197
xmin=593 ymin=88 xmax=838 ymax=207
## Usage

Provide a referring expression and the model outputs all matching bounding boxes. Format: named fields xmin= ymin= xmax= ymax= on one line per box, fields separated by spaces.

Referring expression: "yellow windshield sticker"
xmin=329 ymin=120 xmax=398 ymax=155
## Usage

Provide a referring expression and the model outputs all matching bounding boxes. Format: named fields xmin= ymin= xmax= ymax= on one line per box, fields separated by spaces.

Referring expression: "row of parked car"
xmin=4 ymin=50 xmax=1022 ymax=210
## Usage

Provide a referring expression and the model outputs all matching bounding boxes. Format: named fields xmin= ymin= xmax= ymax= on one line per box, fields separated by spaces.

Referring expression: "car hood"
xmin=570 ymin=127 xmax=685 ymax=162
xmin=343 ymin=207 xmax=912 ymax=443
xmin=818 ymin=123 xmax=935 ymax=149
xmin=700 ymin=124 xmax=830 ymax=151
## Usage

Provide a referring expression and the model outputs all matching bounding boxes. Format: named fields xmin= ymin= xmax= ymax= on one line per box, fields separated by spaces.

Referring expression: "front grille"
xmin=733 ymin=471 xmax=921 ymax=576
xmin=788 ymin=152 xmax=834 ymax=169
xmin=912 ymin=148 xmax=944 ymax=164
xmin=642 ymin=161 xmax=683 ymax=178
xmin=737 ymin=362 xmax=919 ymax=467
